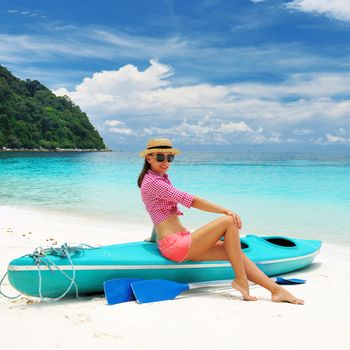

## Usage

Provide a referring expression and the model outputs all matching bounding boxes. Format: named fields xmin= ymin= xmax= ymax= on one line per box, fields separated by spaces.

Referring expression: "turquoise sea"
xmin=0 ymin=151 xmax=349 ymax=245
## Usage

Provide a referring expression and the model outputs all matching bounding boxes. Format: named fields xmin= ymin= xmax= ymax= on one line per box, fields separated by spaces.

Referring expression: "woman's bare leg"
xmin=186 ymin=216 xmax=256 ymax=301
xmin=241 ymin=252 xmax=304 ymax=304
xmin=187 ymin=241 xmax=304 ymax=304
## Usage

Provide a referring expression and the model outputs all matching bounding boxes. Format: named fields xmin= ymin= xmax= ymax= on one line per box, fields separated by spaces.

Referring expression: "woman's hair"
xmin=137 ymin=158 xmax=151 ymax=188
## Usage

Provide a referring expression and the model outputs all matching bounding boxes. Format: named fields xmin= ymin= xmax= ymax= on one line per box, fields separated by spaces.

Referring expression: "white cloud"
xmin=0 ymin=33 xmax=112 ymax=62
xmin=143 ymin=119 xmax=255 ymax=145
xmin=54 ymin=87 xmax=70 ymax=96
xmin=6 ymin=8 xmax=42 ymax=18
xmin=326 ymin=134 xmax=347 ymax=143
xmin=105 ymin=120 xmax=124 ymax=127
xmin=0 ymin=25 xmax=343 ymax=82
xmin=293 ymin=129 xmax=314 ymax=135
xmin=337 ymin=128 xmax=347 ymax=135
xmin=2 ymin=25 xmax=349 ymax=98
xmin=0 ymin=28 xmax=181 ymax=65
xmin=108 ymin=127 xmax=134 ymax=135
xmin=286 ymin=0 xmax=350 ymax=21
xmin=0 ymin=27 xmax=189 ymax=63
xmin=215 ymin=121 xmax=253 ymax=133
xmin=250 ymin=0 xmax=266 ymax=3
xmin=104 ymin=120 xmax=134 ymax=135
xmin=145 ymin=119 xmax=252 ymax=136
xmin=230 ymin=73 xmax=350 ymax=99
xmin=77 ymin=59 xmax=172 ymax=95
xmin=53 ymin=60 xmax=350 ymax=145
xmin=91 ymin=30 xmax=190 ymax=59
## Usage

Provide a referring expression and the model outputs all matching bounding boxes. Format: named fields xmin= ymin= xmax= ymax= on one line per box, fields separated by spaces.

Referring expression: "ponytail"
xmin=137 ymin=159 xmax=151 ymax=188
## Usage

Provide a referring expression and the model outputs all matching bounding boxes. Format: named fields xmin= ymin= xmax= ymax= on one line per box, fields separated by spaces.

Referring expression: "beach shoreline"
xmin=0 ymin=205 xmax=349 ymax=349
xmin=0 ymin=148 xmax=112 ymax=152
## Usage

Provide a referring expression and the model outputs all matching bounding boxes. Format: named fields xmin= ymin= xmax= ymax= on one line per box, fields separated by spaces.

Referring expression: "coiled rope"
xmin=0 ymin=243 xmax=98 ymax=302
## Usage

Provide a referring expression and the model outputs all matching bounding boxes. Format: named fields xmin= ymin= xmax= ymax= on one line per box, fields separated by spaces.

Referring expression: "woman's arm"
xmin=191 ymin=196 xmax=228 ymax=214
xmin=191 ymin=196 xmax=242 ymax=229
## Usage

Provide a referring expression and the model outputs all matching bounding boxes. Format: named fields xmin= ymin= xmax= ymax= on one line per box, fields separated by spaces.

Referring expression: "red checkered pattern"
xmin=141 ymin=170 xmax=194 ymax=227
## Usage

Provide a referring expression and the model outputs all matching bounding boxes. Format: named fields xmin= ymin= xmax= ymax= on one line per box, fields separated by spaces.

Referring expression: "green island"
xmin=0 ymin=65 xmax=109 ymax=151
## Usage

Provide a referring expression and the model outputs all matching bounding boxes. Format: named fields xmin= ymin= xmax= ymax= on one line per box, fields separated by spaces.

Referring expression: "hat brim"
xmin=139 ymin=148 xmax=181 ymax=157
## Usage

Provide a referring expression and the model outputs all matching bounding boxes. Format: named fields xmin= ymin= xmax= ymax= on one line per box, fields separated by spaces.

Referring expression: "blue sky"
xmin=1 ymin=0 xmax=350 ymax=150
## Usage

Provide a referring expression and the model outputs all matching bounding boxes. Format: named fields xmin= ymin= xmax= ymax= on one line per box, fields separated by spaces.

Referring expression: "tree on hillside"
xmin=0 ymin=65 xmax=107 ymax=150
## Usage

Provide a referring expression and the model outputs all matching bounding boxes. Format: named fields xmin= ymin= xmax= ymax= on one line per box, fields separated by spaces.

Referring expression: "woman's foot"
xmin=232 ymin=278 xmax=257 ymax=301
xmin=271 ymin=286 xmax=304 ymax=305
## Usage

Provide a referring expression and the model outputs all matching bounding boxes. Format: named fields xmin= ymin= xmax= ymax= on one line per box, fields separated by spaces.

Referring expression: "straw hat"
xmin=139 ymin=138 xmax=181 ymax=157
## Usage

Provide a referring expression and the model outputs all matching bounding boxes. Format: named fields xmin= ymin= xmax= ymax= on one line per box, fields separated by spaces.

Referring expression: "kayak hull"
xmin=7 ymin=235 xmax=322 ymax=298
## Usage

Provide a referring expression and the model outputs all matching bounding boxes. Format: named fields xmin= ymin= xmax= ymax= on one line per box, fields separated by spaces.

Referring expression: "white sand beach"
xmin=0 ymin=205 xmax=349 ymax=350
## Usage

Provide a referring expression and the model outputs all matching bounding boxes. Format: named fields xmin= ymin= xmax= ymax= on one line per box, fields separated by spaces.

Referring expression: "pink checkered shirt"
xmin=140 ymin=169 xmax=194 ymax=227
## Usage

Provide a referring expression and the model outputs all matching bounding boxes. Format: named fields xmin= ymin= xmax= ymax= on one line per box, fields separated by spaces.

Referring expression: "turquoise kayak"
xmin=7 ymin=235 xmax=322 ymax=298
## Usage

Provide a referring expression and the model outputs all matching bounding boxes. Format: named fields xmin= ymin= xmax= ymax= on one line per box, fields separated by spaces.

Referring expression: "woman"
xmin=138 ymin=138 xmax=304 ymax=304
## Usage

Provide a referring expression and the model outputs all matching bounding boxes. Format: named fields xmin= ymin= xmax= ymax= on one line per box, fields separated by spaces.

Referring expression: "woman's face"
xmin=146 ymin=152 xmax=175 ymax=175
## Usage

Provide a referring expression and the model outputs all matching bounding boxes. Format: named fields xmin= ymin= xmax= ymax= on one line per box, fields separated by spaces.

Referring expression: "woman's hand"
xmin=224 ymin=210 xmax=242 ymax=230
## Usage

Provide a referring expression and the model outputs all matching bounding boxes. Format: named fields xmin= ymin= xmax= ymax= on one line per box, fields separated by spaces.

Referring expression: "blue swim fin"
xmin=275 ymin=277 xmax=306 ymax=285
xmin=104 ymin=277 xmax=143 ymax=305
xmin=131 ymin=279 xmax=190 ymax=303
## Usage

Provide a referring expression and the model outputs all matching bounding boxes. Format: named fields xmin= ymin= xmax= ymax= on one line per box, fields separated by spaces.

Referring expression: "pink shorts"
xmin=158 ymin=230 xmax=192 ymax=263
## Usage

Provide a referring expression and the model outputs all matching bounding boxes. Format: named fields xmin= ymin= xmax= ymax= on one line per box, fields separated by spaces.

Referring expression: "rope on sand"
xmin=0 ymin=272 xmax=21 ymax=299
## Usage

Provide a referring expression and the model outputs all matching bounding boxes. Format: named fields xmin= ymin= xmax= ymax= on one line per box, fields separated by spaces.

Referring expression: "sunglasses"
xmin=152 ymin=154 xmax=175 ymax=162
